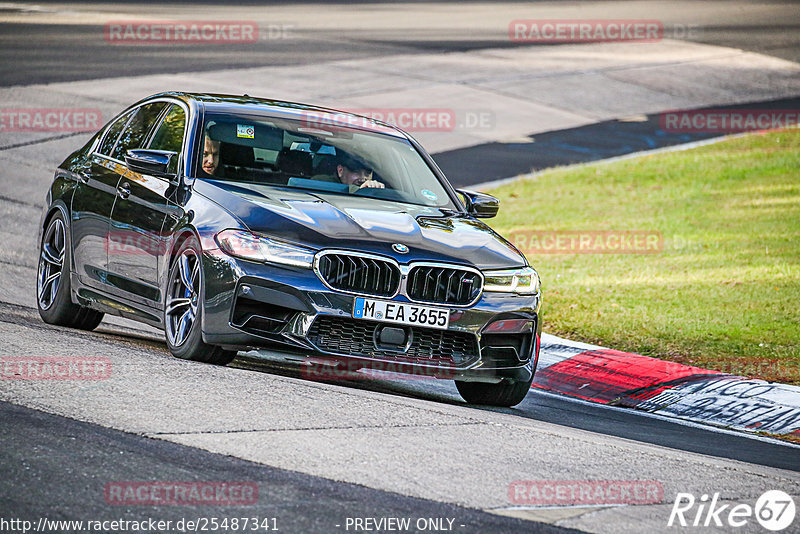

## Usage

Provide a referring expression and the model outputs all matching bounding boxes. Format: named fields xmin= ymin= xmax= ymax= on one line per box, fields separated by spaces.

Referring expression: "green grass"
xmin=486 ymin=130 xmax=800 ymax=384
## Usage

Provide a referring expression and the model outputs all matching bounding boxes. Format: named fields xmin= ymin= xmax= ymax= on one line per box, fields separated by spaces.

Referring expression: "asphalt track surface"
xmin=1 ymin=0 xmax=799 ymax=86
xmin=437 ymin=95 xmax=800 ymax=186
xmin=0 ymin=299 xmax=798 ymax=531
xmin=0 ymin=299 xmax=797 ymax=474
xmin=2 ymin=1 xmax=800 ymax=532
xmin=1 ymin=401 xmax=575 ymax=534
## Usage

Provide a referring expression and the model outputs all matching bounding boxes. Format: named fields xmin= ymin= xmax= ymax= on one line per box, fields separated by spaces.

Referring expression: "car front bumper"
xmin=201 ymin=250 xmax=542 ymax=384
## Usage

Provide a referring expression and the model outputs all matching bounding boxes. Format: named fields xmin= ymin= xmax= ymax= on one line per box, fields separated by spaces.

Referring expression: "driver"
xmin=335 ymin=153 xmax=384 ymax=189
xmin=313 ymin=152 xmax=384 ymax=193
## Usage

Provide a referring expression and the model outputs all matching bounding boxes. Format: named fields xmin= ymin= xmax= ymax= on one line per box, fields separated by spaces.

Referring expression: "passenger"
xmin=199 ymin=134 xmax=223 ymax=178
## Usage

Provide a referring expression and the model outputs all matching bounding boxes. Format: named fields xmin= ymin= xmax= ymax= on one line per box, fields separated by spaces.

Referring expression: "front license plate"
xmin=353 ymin=297 xmax=450 ymax=330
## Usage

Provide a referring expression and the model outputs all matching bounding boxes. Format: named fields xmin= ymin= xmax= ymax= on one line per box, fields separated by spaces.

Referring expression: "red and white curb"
xmin=535 ymin=333 xmax=800 ymax=437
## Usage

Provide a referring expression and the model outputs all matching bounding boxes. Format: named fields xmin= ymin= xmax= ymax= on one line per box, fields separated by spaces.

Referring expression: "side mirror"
xmin=457 ymin=189 xmax=499 ymax=218
xmin=125 ymin=149 xmax=178 ymax=183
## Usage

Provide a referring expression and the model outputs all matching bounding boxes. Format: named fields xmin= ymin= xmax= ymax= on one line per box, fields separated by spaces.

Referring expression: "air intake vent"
xmin=307 ymin=316 xmax=479 ymax=366
xmin=316 ymin=253 xmax=400 ymax=297
xmin=407 ymin=265 xmax=482 ymax=306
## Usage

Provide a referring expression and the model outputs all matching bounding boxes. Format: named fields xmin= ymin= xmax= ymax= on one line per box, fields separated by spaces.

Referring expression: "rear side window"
xmin=110 ymin=102 xmax=169 ymax=161
xmin=97 ymin=109 xmax=134 ymax=157
xmin=148 ymin=104 xmax=186 ymax=174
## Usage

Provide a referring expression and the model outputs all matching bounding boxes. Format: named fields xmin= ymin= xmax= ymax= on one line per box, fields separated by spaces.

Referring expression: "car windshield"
xmin=196 ymin=111 xmax=458 ymax=210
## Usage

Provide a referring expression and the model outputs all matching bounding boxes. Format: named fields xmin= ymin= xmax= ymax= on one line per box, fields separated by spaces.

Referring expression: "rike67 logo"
xmin=669 ymin=490 xmax=795 ymax=531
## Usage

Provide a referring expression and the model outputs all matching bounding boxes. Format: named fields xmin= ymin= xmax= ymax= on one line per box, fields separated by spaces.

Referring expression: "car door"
xmin=71 ymin=108 xmax=136 ymax=289
xmin=107 ymin=102 xmax=184 ymax=306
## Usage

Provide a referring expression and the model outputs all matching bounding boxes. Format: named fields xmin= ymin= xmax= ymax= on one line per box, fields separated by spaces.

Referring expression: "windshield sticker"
xmin=421 ymin=189 xmax=438 ymax=202
xmin=237 ymin=124 xmax=255 ymax=139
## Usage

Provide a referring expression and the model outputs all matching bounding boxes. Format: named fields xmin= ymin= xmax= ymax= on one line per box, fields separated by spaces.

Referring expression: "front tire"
xmin=455 ymin=377 xmax=533 ymax=407
xmin=164 ymin=236 xmax=236 ymax=366
xmin=37 ymin=212 xmax=104 ymax=330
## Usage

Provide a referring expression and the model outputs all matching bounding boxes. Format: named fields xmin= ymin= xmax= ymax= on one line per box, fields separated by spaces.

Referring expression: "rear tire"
xmin=164 ymin=236 xmax=236 ymax=366
xmin=455 ymin=377 xmax=533 ymax=407
xmin=37 ymin=211 xmax=104 ymax=330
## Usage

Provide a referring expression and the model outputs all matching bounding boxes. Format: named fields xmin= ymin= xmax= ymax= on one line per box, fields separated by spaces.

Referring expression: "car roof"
xmin=146 ymin=91 xmax=408 ymax=139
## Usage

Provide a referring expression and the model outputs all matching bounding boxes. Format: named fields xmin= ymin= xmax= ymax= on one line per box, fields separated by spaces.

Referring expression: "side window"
xmin=148 ymin=104 xmax=186 ymax=174
xmin=97 ymin=109 xmax=134 ymax=157
xmin=111 ymin=102 xmax=168 ymax=161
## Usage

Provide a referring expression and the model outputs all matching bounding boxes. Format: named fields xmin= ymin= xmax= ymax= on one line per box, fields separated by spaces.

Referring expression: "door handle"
xmin=117 ymin=182 xmax=131 ymax=199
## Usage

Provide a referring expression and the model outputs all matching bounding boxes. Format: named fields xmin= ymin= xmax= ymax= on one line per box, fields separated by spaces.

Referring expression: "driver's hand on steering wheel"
xmin=357 ymin=179 xmax=384 ymax=189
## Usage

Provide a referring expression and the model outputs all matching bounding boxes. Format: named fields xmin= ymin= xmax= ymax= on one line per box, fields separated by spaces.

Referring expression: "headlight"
xmin=215 ymin=229 xmax=315 ymax=268
xmin=483 ymin=266 xmax=540 ymax=295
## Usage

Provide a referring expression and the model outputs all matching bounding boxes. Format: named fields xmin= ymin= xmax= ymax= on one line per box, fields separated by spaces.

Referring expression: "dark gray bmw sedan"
xmin=37 ymin=92 xmax=542 ymax=406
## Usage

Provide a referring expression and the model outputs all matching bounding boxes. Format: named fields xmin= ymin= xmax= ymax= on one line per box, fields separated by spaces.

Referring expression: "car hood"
xmin=195 ymin=180 xmax=526 ymax=269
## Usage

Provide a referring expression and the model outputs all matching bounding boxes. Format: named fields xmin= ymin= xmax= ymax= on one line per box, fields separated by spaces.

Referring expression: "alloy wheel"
xmin=37 ymin=218 xmax=65 ymax=310
xmin=166 ymin=248 xmax=201 ymax=347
